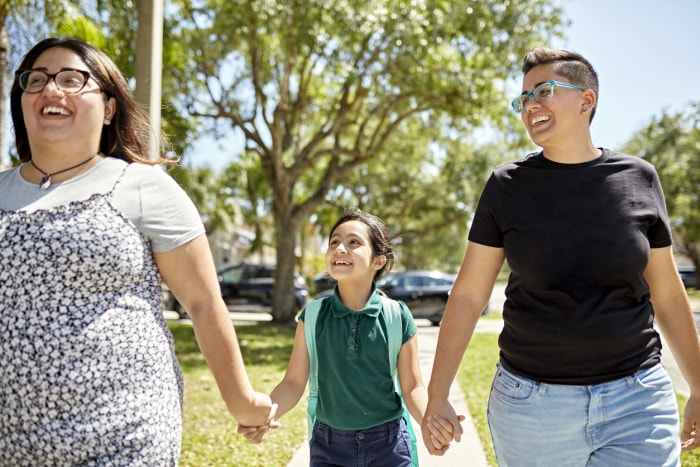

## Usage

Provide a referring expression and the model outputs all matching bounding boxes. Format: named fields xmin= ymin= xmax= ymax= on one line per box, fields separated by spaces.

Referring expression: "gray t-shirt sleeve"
xmin=112 ymin=163 xmax=205 ymax=252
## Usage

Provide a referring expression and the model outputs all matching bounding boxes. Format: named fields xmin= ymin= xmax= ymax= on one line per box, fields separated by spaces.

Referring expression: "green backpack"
xmin=303 ymin=295 xmax=419 ymax=467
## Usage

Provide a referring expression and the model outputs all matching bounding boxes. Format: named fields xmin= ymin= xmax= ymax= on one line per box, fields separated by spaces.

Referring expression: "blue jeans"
xmin=309 ymin=417 xmax=412 ymax=467
xmin=487 ymin=363 xmax=680 ymax=466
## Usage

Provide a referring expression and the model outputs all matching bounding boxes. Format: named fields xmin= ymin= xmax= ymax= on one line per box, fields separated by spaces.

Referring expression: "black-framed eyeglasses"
xmin=16 ymin=69 xmax=94 ymax=94
xmin=511 ymin=80 xmax=585 ymax=113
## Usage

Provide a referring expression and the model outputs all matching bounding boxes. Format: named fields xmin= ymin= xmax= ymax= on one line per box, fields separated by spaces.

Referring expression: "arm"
xmin=398 ymin=334 xmax=427 ymax=425
xmin=398 ymin=334 xmax=460 ymax=453
xmin=421 ymin=241 xmax=504 ymax=455
xmin=645 ymin=246 xmax=700 ymax=451
xmin=269 ymin=320 xmax=311 ymax=420
xmin=154 ymin=234 xmax=276 ymax=427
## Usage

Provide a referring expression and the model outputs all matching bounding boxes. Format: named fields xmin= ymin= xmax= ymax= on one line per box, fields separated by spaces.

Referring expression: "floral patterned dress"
xmin=0 ymin=172 xmax=183 ymax=466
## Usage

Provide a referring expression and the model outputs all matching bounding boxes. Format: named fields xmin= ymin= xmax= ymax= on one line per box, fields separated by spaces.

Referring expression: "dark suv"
xmin=378 ymin=271 xmax=460 ymax=326
xmin=167 ymin=263 xmax=309 ymax=319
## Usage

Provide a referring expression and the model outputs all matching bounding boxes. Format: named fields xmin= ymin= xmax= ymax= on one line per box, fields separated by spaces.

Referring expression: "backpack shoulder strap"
xmin=304 ymin=298 xmax=323 ymax=391
xmin=303 ymin=298 xmax=324 ymax=440
xmin=381 ymin=296 xmax=420 ymax=466
xmin=381 ymin=295 xmax=403 ymax=380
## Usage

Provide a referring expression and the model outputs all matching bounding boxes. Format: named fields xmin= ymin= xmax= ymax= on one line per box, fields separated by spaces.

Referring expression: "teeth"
xmin=334 ymin=260 xmax=351 ymax=265
xmin=531 ymin=115 xmax=549 ymax=125
xmin=42 ymin=106 xmax=69 ymax=115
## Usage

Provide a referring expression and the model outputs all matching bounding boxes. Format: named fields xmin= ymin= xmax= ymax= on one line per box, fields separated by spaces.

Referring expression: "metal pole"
xmin=134 ymin=0 xmax=163 ymax=159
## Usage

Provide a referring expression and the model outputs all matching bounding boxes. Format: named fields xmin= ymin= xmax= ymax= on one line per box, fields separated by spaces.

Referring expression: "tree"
xmin=169 ymin=164 xmax=243 ymax=236
xmin=167 ymin=0 xmax=566 ymax=321
xmin=623 ymin=102 xmax=700 ymax=283
xmin=315 ymin=115 xmax=520 ymax=272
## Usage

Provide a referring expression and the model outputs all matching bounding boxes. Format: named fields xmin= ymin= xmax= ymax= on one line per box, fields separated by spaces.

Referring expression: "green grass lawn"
xmin=171 ymin=322 xmax=305 ymax=467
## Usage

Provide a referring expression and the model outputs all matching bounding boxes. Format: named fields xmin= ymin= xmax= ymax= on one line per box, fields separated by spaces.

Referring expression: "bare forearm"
xmin=190 ymin=303 xmax=258 ymax=417
xmin=270 ymin=379 xmax=307 ymax=420
xmin=655 ymin=294 xmax=700 ymax=393
xmin=428 ymin=294 xmax=480 ymax=400
xmin=404 ymin=386 xmax=429 ymax=425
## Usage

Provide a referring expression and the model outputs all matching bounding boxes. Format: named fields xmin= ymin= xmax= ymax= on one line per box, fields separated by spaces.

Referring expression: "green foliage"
xmin=169 ymin=164 xmax=243 ymax=236
xmin=163 ymin=0 xmax=566 ymax=319
xmin=8 ymin=0 xmax=569 ymax=321
xmin=623 ymin=102 xmax=700 ymax=269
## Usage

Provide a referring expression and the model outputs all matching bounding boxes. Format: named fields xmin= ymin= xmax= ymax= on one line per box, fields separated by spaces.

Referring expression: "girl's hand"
xmin=426 ymin=413 xmax=466 ymax=451
xmin=236 ymin=419 xmax=282 ymax=444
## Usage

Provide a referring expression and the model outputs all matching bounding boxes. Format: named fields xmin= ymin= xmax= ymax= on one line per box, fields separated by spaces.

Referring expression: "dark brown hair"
xmin=329 ymin=208 xmax=396 ymax=281
xmin=11 ymin=37 xmax=170 ymax=164
xmin=522 ymin=47 xmax=599 ymax=123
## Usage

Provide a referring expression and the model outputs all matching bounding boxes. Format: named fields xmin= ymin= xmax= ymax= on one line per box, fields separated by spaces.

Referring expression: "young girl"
xmin=241 ymin=208 xmax=454 ymax=465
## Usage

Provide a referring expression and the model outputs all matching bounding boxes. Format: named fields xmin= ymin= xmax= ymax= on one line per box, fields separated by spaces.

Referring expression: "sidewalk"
xmin=286 ymin=321 xmax=496 ymax=467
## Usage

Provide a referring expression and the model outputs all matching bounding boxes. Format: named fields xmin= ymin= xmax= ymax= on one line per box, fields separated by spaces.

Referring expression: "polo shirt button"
xmin=351 ymin=328 xmax=356 ymax=334
xmin=350 ymin=345 xmax=355 ymax=350
xmin=358 ymin=433 xmax=365 ymax=440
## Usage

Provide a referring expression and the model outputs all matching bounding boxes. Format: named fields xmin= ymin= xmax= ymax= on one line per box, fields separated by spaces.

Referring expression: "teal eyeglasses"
xmin=511 ymin=80 xmax=585 ymax=113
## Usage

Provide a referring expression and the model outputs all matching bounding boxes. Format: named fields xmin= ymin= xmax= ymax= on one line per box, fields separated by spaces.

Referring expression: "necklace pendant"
xmin=40 ymin=175 xmax=51 ymax=190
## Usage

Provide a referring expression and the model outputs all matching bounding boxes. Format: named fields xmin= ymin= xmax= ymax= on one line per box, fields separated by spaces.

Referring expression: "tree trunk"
xmin=271 ymin=206 xmax=302 ymax=323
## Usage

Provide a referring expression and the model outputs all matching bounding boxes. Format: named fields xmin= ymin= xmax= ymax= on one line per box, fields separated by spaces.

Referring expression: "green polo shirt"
xmin=299 ymin=286 xmax=417 ymax=430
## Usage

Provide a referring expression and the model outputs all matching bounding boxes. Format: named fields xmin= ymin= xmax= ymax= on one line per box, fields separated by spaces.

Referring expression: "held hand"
xmin=427 ymin=413 xmax=466 ymax=451
xmin=236 ymin=402 xmax=282 ymax=444
xmin=237 ymin=420 xmax=282 ymax=444
xmin=681 ymin=394 xmax=700 ymax=451
xmin=232 ymin=392 xmax=278 ymax=427
xmin=421 ymin=399 xmax=464 ymax=456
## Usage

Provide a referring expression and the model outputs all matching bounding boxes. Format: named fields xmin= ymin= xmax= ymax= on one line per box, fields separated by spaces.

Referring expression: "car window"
xmin=403 ymin=276 xmax=422 ymax=290
xmin=425 ymin=277 xmax=453 ymax=286
xmin=220 ymin=266 xmax=245 ymax=283
xmin=252 ymin=267 xmax=275 ymax=279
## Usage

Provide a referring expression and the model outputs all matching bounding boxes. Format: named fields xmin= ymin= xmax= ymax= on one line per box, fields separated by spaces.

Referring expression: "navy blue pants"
xmin=309 ymin=417 xmax=413 ymax=467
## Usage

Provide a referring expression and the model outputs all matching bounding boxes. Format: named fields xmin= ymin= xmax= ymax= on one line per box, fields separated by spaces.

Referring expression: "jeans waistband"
xmin=314 ymin=417 xmax=404 ymax=444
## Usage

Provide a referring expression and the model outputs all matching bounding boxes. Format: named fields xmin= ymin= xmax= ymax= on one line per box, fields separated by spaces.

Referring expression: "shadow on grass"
xmin=169 ymin=322 xmax=295 ymax=372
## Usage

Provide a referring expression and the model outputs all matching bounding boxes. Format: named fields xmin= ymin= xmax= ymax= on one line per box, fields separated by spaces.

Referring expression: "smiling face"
xmin=325 ymin=219 xmax=386 ymax=286
xmin=20 ymin=47 xmax=115 ymax=158
xmin=520 ymin=64 xmax=590 ymax=148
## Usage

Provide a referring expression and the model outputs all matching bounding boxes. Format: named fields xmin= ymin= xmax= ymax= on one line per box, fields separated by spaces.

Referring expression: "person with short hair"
xmin=422 ymin=47 xmax=700 ymax=466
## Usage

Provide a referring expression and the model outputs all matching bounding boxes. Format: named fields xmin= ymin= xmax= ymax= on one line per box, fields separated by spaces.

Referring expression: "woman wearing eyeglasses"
xmin=421 ymin=47 xmax=700 ymax=465
xmin=0 ymin=38 xmax=278 ymax=464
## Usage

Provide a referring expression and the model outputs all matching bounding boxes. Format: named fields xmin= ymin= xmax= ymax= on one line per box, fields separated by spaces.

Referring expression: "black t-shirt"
xmin=469 ymin=149 xmax=672 ymax=384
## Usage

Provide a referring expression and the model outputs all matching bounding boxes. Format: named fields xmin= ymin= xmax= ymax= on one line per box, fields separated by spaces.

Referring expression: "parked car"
xmin=678 ymin=265 xmax=698 ymax=289
xmin=166 ymin=263 xmax=309 ymax=319
xmin=379 ymin=270 xmax=484 ymax=326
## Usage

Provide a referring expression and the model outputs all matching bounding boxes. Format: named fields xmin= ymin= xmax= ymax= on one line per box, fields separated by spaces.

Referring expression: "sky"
xmin=4 ymin=1 xmax=699 ymax=168
xmin=551 ymin=0 xmax=700 ymax=151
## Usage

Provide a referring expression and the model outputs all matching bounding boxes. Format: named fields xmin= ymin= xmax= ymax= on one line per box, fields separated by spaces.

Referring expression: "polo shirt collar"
xmin=328 ymin=284 xmax=383 ymax=318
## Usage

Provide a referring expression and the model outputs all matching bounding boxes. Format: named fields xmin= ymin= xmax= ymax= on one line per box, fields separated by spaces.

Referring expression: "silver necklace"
xmin=30 ymin=153 xmax=99 ymax=190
